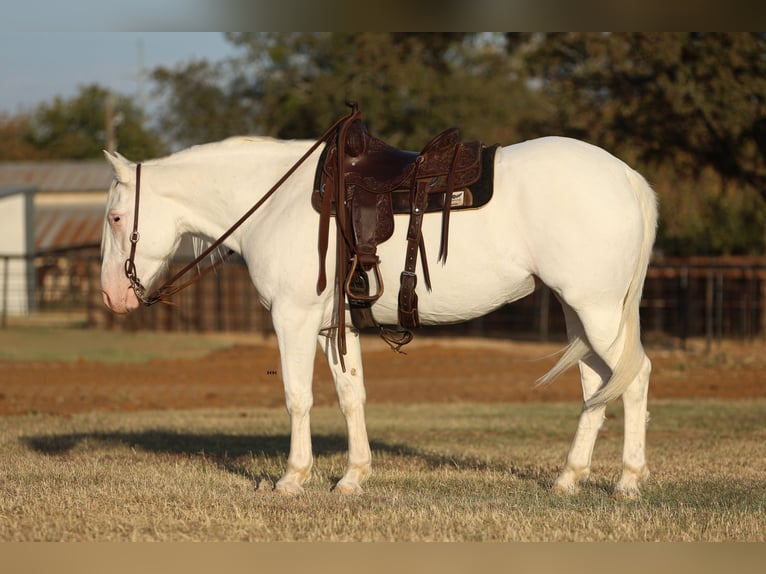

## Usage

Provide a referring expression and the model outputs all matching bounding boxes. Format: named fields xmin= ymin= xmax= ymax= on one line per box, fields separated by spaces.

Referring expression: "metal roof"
xmin=0 ymin=185 xmax=35 ymax=199
xmin=0 ymin=161 xmax=108 ymax=252
xmin=1 ymin=162 xmax=204 ymax=255
xmin=0 ymin=161 xmax=111 ymax=193
xmin=35 ymin=207 xmax=103 ymax=252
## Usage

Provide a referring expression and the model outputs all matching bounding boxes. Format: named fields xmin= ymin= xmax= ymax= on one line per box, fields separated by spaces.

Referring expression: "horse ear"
xmin=103 ymin=150 xmax=134 ymax=183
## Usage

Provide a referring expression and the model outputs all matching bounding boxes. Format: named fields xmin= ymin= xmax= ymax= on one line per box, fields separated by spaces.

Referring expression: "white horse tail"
xmin=537 ymin=167 xmax=658 ymax=409
xmin=585 ymin=167 xmax=657 ymax=408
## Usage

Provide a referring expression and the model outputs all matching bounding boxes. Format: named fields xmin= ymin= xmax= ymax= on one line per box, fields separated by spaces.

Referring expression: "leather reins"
xmin=123 ymin=106 xmax=356 ymax=307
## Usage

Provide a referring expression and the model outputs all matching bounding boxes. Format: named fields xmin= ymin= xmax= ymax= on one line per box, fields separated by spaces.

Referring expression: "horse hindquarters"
xmin=512 ymin=141 xmax=657 ymax=496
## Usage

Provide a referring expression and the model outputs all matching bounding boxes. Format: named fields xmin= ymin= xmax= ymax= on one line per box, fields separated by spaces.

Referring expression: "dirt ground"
xmin=0 ymin=334 xmax=764 ymax=416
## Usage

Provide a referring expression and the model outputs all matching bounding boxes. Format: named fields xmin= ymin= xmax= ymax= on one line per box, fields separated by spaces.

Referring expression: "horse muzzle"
xmin=102 ymin=285 xmax=140 ymax=314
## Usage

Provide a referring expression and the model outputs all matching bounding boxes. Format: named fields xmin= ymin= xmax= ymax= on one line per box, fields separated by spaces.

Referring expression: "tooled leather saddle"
xmin=313 ymin=102 xmax=498 ymax=359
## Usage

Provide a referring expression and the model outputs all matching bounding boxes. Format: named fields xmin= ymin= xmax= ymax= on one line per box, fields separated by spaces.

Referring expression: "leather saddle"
xmin=312 ymin=102 xmax=497 ymax=358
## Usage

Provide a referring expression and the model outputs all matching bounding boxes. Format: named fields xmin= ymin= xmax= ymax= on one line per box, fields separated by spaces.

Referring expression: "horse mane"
xmin=190 ymin=235 xmax=230 ymax=272
xmin=152 ymin=136 xmax=314 ymax=166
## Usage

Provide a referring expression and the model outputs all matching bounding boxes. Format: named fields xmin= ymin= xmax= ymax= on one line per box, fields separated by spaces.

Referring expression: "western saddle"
xmin=313 ymin=102 xmax=497 ymax=360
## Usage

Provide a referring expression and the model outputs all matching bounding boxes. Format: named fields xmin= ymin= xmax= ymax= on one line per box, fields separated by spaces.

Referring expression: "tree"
xmin=1 ymin=84 xmax=167 ymax=161
xmin=520 ymin=32 xmax=766 ymax=254
xmin=151 ymin=60 xmax=257 ymax=148
xmin=522 ymin=33 xmax=766 ymax=193
xmin=0 ymin=113 xmax=42 ymax=160
xmin=151 ymin=33 xmax=542 ymax=150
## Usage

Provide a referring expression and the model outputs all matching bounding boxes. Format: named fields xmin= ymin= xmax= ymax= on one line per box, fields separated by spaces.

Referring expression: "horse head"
xmin=100 ymin=151 xmax=181 ymax=313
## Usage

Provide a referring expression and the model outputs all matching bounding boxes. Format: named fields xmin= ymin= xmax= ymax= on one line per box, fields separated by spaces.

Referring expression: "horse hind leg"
xmin=555 ymin=348 xmax=651 ymax=501
xmin=319 ymin=328 xmax=372 ymax=495
xmin=615 ymin=353 xmax=651 ymax=499
xmin=551 ymin=357 xmax=607 ymax=495
xmin=550 ymin=301 xmax=650 ymax=498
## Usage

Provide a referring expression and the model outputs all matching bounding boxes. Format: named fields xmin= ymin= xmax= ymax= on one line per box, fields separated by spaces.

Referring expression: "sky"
xmin=0 ymin=0 xmax=503 ymax=119
xmin=2 ymin=4 xmax=756 ymax=117
xmin=0 ymin=32 xmax=238 ymax=115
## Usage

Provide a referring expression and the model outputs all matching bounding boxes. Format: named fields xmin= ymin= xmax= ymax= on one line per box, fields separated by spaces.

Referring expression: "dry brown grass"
xmin=1 ymin=400 xmax=764 ymax=541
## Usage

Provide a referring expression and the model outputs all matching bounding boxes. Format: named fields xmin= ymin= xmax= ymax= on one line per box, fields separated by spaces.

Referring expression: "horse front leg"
xmin=319 ymin=328 xmax=372 ymax=495
xmin=272 ymin=311 xmax=320 ymax=495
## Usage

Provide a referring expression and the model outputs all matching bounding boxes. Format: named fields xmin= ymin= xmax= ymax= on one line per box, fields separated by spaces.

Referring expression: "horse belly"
xmin=369 ymin=206 xmax=534 ymax=326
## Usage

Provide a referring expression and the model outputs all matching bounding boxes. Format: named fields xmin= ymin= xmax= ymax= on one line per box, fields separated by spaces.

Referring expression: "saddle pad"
xmin=312 ymin=143 xmax=499 ymax=216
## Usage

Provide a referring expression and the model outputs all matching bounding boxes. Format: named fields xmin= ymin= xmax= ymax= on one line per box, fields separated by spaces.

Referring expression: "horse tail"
xmin=537 ymin=167 xmax=658 ymax=408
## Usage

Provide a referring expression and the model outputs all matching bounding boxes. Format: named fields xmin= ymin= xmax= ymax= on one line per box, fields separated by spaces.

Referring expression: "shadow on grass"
xmin=20 ymin=430 xmax=555 ymax=490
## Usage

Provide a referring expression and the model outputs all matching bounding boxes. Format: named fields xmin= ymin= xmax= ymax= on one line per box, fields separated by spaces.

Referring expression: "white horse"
xmin=100 ymin=133 xmax=657 ymax=498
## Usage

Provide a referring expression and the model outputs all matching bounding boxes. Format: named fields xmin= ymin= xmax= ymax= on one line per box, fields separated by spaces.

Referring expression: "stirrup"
xmin=344 ymin=254 xmax=384 ymax=302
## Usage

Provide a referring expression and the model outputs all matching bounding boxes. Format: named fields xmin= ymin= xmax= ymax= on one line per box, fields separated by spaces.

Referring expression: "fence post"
xmin=678 ymin=266 xmax=689 ymax=349
xmin=762 ymin=267 xmax=766 ymax=340
xmin=1 ymin=256 xmax=8 ymax=329
xmin=715 ymin=269 xmax=723 ymax=347
xmin=705 ymin=269 xmax=713 ymax=353
xmin=216 ymin=271 xmax=224 ymax=331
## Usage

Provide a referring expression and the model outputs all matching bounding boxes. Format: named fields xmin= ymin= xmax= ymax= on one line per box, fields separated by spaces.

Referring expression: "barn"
xmin=0 ymin=185 xmax=36 ymax=317
xmin=0 ymin=161 xmax=108 ymax=325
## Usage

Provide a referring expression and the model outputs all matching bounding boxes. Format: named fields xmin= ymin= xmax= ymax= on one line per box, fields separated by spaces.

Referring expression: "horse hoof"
xmin=551 ymin=482 xmax=579 ymax=496
xmin=613 ymin=487 xmax=641 ymax=501
xmin=334 ymin=481 xmax=363 ymax=496
xmin=614 ymin=466 xmax=648 ymax=500
xmin=551 ymin=466 xmax=588 ymax=495
xmin=551 ymin=478 xmax=579 ymax=495
xmin=274 ymin=481 xmax=305 ymax=496
xmin=255 ymin=478 xmax=274 ymax=495
xmin=551 ymin=474 xmax=581 ymax=495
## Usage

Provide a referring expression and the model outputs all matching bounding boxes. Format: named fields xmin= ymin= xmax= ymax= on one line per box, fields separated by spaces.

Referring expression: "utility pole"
xmin=137 ymin=37 xmax=147 ymax=113
xmin=105 ymin=91 xmax=116 ymax=153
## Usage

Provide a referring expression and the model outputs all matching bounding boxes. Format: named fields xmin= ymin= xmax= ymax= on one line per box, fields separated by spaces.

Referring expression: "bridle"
xmin=122 ymin=162 xmax=237 ymax=306
xmin=122 ymin=107 xmax=355 ymax=307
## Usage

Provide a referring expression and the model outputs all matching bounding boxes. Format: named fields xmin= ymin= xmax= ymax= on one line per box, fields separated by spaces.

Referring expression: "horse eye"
xmin=112 ymin=215 xmax=121 ymax=223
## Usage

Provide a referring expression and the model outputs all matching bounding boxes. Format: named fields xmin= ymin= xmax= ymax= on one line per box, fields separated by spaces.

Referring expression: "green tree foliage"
xmin=151 ymin=60 xmax=256 ymax=147
xmin=0 ymin=113 xmax=41 ymax=160
xmin=521 ymin=33 xmax=766 ymax=192
xmin=0 ymin=85 xmax=167 ymax=161
xmin=520 ymin=32 xmax=766 ymax=255
xmin=152 ymin=33 xmax=542 ymax=150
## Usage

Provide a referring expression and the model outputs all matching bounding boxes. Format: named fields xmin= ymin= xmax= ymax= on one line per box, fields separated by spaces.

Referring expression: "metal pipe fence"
xmin=2 ymin=250 xmax=764 ymax=346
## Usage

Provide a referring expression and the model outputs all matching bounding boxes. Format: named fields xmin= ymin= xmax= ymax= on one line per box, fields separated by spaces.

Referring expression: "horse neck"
xmin=149 ymin=139 xmax=316 ymax=248
xmin=144 ymin=164 xmax=230 ymax=246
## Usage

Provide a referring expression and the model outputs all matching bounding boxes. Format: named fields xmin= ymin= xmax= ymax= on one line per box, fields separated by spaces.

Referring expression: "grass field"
xmin=0 ymin=326 xmax=233 ymax=363
xmin=1 ymin=326 xmax=764 ymax=542
xmin=1 ymin=400 xmax=764 ymax=541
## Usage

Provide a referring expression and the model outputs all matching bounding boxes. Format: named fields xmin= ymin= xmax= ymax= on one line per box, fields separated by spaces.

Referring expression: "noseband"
xmin=122 ymin=107 xmax=353 ymax=306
